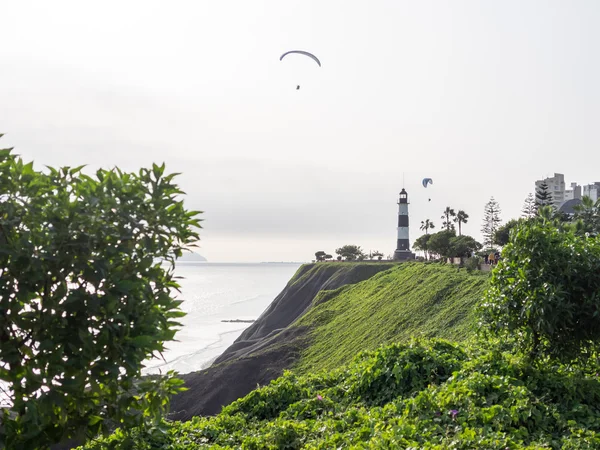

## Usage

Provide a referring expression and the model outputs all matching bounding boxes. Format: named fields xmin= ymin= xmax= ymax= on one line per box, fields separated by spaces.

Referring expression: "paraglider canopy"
xmin=422 ymin=178 xmax=433 ymax=188
xmin=280 ymin=50 xmax=321 ymax=67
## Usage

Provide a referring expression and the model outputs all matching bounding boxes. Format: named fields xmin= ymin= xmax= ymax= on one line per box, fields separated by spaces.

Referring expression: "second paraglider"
xmin=422 ymin=178 xmax=433 ymax=201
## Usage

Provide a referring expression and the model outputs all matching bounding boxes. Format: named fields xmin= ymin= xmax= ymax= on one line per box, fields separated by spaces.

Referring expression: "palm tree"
xmin=420 ymin=219 xmax=435 ymax=235
xmin=454 ymin=210 xmax=469 ymax=236
xmin=441 ymin=207 xmax=456 ymax=231
xmin=419 ymin=220 xmax=435 ymax=260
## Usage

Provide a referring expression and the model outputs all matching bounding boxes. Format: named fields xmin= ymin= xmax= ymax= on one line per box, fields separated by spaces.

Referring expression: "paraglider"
xmin=279 ymin=50 xmax=322 ymax=67
xmin=422 ymin=178 xmax=433 ymax=201
xmin=280 ymin=50 xmax=321 ymax=90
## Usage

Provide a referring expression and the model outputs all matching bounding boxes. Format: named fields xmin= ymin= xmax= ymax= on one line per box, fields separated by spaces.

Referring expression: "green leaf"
xmin=88 ymin=415 xmax=103 ymax=426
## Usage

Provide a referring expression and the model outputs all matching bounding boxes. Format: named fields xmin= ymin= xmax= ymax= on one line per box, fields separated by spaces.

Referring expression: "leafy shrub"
xmin=464 ymin=256 xmax=482 ymax=272
xmin=78 ymin=339 xmax=600 ymax=449
xmin=347 ymin=340 xmax=466 ymax=405
xmin=480 ymin=219 xmax=600 ymax=363
xmin=493 ymin=218 xmax=522 ymax=246
xmin=223 ymin=371 xmax=312 ymax=421
xmin=0 ymin=142 xmax=201 ymax=449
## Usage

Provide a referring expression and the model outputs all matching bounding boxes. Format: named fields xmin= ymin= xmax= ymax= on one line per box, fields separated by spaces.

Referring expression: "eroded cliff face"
xmin=168 ymin=263 xmax=395 ymax=421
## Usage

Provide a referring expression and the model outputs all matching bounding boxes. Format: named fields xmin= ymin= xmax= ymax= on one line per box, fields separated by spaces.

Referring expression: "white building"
xmin=583 ymin=183 xmax=600 ymax=202
xmin=535 ymin=173 xmax=566 ymax=209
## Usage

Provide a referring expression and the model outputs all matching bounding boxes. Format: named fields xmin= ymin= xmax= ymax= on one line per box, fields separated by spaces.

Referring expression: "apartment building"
xmin=535 ymin=173 xmax=567 ymax=209
xmin=535 ymin=174 xmax=600 ymax=209
xmin=583 ymin=182 xmax=600 ymax=202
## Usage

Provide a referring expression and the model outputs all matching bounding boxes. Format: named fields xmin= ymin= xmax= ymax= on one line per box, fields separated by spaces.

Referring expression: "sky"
xmin=1 ymin=1 xmax=599 ymax=262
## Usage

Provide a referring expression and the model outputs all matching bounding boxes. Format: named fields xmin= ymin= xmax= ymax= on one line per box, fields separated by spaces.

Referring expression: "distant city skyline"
xmin=1 ymin=1 xmax=599 ymax=262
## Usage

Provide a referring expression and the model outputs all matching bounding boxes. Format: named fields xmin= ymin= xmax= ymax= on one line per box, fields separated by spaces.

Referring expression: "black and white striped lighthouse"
xmin=393 ymin=188 xmax=415 ymax=261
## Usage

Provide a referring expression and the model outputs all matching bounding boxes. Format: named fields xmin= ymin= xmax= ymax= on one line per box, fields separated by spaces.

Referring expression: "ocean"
xmin=142 ymin=262 xmax=301 ymax=375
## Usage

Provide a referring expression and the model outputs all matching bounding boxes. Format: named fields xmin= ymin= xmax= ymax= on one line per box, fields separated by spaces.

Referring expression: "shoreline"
xmin=142 ymin=324 xmax=250 ymax=375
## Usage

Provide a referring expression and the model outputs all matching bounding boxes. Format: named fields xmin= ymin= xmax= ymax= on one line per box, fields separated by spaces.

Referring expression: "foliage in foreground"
xmin=80 ymin=339 xmax=600 ymax=449
xmin=481 ymin=216 xmax=600 ymax=364
xmin=0 ymin=141 xmax=202 ymax=449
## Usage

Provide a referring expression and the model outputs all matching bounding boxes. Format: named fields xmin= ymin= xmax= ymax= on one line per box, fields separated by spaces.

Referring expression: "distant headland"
xmin=178 ymin=252 xmax=208 ymax=262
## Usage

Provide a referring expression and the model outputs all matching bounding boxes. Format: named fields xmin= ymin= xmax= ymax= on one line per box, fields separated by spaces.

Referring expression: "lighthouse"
xmin=393 ymin=188 xmax=415 ymax=261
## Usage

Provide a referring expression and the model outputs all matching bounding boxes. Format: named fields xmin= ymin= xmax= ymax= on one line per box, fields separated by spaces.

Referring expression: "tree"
xmin=416 ymin=221 xmax=434 ymax=260
xmin=324 ymin=254 xmax=333 ymax=261
xmin=536 ymin=205 xmax=572 ymax=228
xmin=371 ymin=251 xmax=384 ymax=261
xmin=314 ymin=251 xmax=326 ymax=262
xmin=423 ymin=230 xmax=481 ymax=260
xmin=535 ymin=181 xmax=554 ymax=211
xmin=336 ymin=256 xmax=342 ymax=261
xmin=454 ymin=210 xmax=469 ymax=236
xmin=573 ymin=196 xmax=600 ymax=237
xmin=441 ymin=207 xmax=456 ymax=231
xmin=420 ymin=219 xmax=435 ymax=235
xmin=481 ymin=197 xmax=502 ymax=249
xmin=449 ymin=235 xmax=482 ymax=258
xmin=427 ymin=230 xmax=456 ymax=259
xmin=493 ymin=219 xmax=521 ymax=246
xmin=413 ymin=234 xmax=432 ymax=259
xmin=335 ymin=245 xmax=364 ymax=261
xmin=480 ymin=219 xmax=600 ymax=364
xmin=0 ymin=143 xmax=201 ymax=449
xmin=521 ymin=193 xmax=537 ymax=219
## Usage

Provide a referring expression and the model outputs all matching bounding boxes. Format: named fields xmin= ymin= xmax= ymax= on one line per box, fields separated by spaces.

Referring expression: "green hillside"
xmin=292 ymin=262 xmax=489 ymax=374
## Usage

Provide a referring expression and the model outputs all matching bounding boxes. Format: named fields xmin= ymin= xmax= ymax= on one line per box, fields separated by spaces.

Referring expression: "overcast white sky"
xmin=1 ymin=1 xmax=599 ymax=262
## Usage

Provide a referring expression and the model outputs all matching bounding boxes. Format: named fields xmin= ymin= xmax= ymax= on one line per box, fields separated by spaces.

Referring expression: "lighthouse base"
xmin=393 ymin=250 xmax=415 ymax=261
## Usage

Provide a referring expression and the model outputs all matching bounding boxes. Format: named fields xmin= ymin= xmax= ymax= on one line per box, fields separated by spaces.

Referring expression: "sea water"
xmin=142 ymin=262 xmax=301 ymax=375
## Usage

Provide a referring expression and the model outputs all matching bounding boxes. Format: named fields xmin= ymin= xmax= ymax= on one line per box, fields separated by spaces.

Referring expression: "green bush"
xmin=347 ymin=340 xmax=466 ymax=405
xmin=0 ymin=141 xmax=201 ymax=449
xmin=223 ymin=371 xmax=311 ymax=421
xmin=78 ymin=339 xmax=600 ymax=449
xmin=464 ymin=256 xmax=482 ymax=272
xmin=480 ymin=219 xmax=600 ymax=363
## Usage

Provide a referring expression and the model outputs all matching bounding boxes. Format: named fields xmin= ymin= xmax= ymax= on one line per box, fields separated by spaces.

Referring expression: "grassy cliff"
xmin=292 ymin=262 xmax=489 ymax=374
xmin=167 ymin=262 xmax=489 ymax=422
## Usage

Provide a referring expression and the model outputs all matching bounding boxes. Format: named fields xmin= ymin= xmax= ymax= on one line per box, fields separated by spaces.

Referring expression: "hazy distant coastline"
xmin=179 ymin=252 xmax=208 ymax=262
